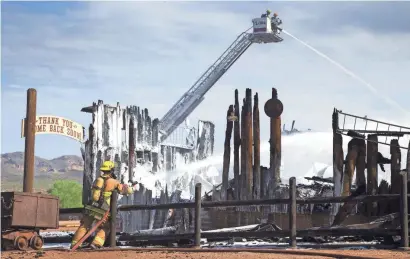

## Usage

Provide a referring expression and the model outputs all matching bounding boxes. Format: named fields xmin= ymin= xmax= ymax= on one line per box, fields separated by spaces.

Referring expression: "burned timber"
xmin=45 ymin=87 xmax=410 ymax=250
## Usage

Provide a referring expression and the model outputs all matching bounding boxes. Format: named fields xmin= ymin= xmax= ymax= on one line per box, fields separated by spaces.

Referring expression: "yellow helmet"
xmin=100 ymin=160 xmax=115 ymax=172
xmin=266 ymin=9 xmax=271 ymax=15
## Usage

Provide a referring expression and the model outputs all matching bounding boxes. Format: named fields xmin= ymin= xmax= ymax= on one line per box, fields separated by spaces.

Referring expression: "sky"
xmin=2 ymin=1 xmax=410 ymax=160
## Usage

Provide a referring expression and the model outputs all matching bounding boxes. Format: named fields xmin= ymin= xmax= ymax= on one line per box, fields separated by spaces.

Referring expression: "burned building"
xmin=80 ymin=100 xmax=215 ymax=231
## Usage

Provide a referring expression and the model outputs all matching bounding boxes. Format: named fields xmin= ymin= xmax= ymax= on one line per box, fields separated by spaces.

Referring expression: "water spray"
xmin=282 ymin=29 xmax=409 ymax=116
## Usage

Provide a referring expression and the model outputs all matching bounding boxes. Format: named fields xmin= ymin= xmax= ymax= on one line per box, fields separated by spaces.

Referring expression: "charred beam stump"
xmin=245 ymin=89 xmax=253 ymax=200
xmin=367 ymin=134 xmax=378 ymax=216
xmin=240 ymin=100 xmax=247 ymax=201
xmin=356 ymin=139 xmax=367 ymax=214
xmin=233 ymin=90 xmax=241 ymax=200
xmin=356 ymin=139 xmax=366 ymax=189
xmin=332 ymin=109 xmax=344 ymax=220
xmin=342 ymin=139 xmax=360 ymax=197
xmin=377 ymin=180 xmax=390 ymax=216
xmin=332 ymin=184 xmax=366 ymax=226
xmin=129 ymin=118 xmax=136 ymax=181
xmin=390 ymin=139 xmax=401 ymax=213
xmin=222 ymin=105 xmax=234 ymax=200
xmin=269 ymin=88 xmax=282 ymax=197
xmin=253 ymin=93 xmax=261 ymax=200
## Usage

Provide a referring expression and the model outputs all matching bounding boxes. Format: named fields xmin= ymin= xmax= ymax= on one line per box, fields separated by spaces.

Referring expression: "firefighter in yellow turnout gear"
xmin=71 ymin=161 xmax=135 ymax=249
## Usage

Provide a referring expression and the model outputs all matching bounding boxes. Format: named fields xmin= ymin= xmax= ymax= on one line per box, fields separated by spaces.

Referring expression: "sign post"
xmin=23 ymin=88 xmax=37 ymax=193
xmin=20 ymin=89 xmax=85 ymax=193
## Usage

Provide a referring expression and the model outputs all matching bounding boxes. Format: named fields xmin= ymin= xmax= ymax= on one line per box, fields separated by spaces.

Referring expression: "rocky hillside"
xmin=1 ymin=152 xmax=84 ymax=191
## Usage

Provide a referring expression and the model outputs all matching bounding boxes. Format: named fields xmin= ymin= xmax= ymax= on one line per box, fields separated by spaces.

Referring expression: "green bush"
xmin=48 ymin=180 xmax=83 ymax=208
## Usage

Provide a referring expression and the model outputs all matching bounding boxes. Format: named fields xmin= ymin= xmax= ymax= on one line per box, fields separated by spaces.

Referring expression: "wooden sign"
xmin=21 ymin=115 xmax=85 ymax=142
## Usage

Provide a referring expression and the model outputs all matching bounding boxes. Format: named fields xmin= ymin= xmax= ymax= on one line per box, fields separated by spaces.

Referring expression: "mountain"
xmin=1 ymin=152 xmax=84 ymax=192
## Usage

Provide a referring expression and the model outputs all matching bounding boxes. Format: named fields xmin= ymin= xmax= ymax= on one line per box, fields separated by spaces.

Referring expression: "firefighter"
xmin=261 ymin=9 xmax=271 ymax=18
xmin=272 ymin=12 xmax=282 ymax=26
xmin=271 ymin=12 xmax=282 ymax=33
xmin=70 ymin=160 xmax=136 ymax=249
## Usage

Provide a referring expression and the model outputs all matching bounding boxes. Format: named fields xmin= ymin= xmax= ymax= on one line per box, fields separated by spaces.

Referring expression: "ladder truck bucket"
xmin=251 ymin=14 xmax=283 ymax=44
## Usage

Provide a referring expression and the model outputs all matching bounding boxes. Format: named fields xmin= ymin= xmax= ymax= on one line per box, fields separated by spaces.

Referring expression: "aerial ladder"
xmin=159 ymin=11 xmax=284 ymax=143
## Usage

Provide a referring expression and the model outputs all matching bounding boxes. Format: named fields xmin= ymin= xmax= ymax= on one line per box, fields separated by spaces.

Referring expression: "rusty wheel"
xmin=30 ymin=235 xmax=44 ymax=250
xmin=14 ymin=236 xmax=28 ymax=251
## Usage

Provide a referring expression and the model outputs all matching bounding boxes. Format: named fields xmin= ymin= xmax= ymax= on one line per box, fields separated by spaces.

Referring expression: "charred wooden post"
xmin=240 ymin=99 xmax=247 ymax=200
xmin=129 ymin=118 xmax=136 ymax=181
xmin=83 ymin=124 xmax=95 ymax=204
xmin=152 ymin=119 xmax=159 ymax=173
xmin=289 ymin=177 xmax=297 ymax=248
xmin=253 ymin=93 xmax=261 ymax=199
xmin=233 ymin=90 xmax=241 ymax=200
xmin=23 ymin=88 xmax=37 ymax=193
xmin=403 ymin=140 xmax=410 ymax=247
xmin=390 ymin=139 xmax=402 ymax=212
xmin=367 ymin=134 xmax=378 ymax=216
xmin=222 ymin=105 xmax=234 ymax=200
xmin=332 ymin=184 xmax=366 ymax=226
xmin=400 ymin=168 xmax=409 ymax=248
xmin=245 ymin=89 xmax=253 ymax=200
xmin=194 ymin=183 xmax=202 ymax=248
xmin=342 ymin=139 xmax=359 ymax=197
xmin=137 ymin=108 xmax=143 ymax=143
xmin=377 ymin=180 xmax=390 ymax=216
xmin=270 ymin=88 xmax=282 ymax=193
xmin=356 ymin=139 xmax=366 ymax=189
xmin=391 ymin=139 xmax=402 ymax=191
xmin=332 ymin=109 xmax=344 ymax=218
xmin=110 ymin=191 xmax=118 ymax=247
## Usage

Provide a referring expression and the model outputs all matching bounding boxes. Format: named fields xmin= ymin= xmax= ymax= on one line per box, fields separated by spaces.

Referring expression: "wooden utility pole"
xmin=222 ymin=105 xmax=234 ymax=200
xmin=240 ymin=100 xmax=247 ymax=200
xmin=23 ymin=88 xmax=37 ymax=193
xmin=233 ymin=90 xmax=241 ymax=200
xmin=270 ymin=88 xmax=281 ymax=194
xmin=253 ymin=93 xmax=261 ymax=199
xmin=342 ymin=139 xmax=359 ymax=197
xmin=366 ymin=134 xmax=378 ymax=216
xmin=245 ymin=89 xmax=253 ymax=200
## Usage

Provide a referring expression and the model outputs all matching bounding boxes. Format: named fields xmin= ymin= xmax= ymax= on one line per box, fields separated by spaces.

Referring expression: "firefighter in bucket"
xmin=71 ymin=160 xmax=137 ymax=249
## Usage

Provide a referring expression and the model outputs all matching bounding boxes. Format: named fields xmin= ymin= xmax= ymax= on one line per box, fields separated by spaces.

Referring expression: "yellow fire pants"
xmin=71 ymin=214 xmax=111 ymax=248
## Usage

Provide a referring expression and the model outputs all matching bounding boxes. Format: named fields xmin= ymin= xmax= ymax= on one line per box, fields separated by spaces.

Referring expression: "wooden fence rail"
xmin=59 ymin=176 xmax=409 ymax=248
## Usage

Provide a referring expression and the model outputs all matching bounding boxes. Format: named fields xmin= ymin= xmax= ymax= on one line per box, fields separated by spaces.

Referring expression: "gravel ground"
xmin=2 ymin=249 xmax=410 ymax=259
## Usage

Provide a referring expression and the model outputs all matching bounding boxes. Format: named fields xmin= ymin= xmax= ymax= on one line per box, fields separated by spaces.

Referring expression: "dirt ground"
xmin=2 ymin=249 xmax=410 ymax=259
